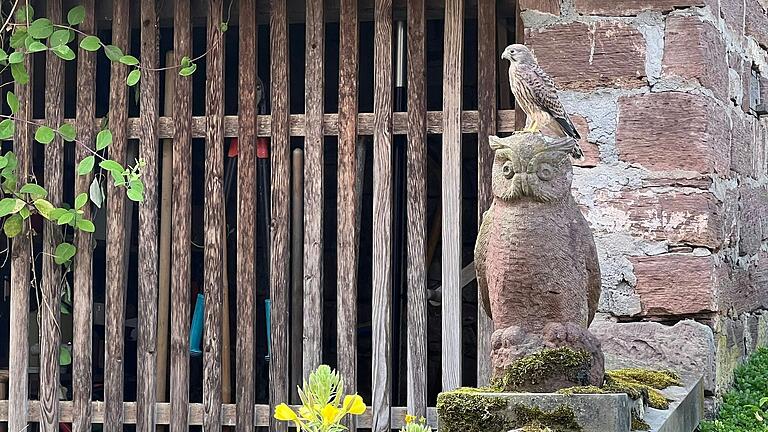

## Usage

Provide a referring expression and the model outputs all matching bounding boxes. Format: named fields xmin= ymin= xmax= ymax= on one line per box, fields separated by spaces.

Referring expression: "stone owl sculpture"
xmin=475 ymin=133 xmax=604 ymax=391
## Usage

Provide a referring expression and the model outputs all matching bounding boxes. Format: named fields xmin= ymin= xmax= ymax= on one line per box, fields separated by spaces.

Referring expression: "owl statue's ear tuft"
xmin=489 ymin=135 xmax=505 ymax=151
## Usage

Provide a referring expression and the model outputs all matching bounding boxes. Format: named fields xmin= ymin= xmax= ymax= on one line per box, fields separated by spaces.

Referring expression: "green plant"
xmin=401 ymin=415 xmax=432 ymax=432
xmin=273 ymin=365 xmax=366 ymax=432
xmin=700 ymin=348 xmax=768 ymax=432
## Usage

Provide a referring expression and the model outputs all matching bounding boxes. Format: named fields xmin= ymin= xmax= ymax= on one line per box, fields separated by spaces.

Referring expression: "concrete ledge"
xmin=645 ymin=376 xmax=704 ymax=432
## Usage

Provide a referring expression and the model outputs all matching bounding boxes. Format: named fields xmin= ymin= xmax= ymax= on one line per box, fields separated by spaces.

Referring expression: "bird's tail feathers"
xmin=570 ymin=143 xmax=585 ymax=161
xmin=555 ymin=116 xmax=581 ymax=140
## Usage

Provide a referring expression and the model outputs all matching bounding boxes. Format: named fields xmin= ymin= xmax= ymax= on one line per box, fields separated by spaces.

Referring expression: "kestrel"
xmin=502 ymin=44 xmax=583 ymax=159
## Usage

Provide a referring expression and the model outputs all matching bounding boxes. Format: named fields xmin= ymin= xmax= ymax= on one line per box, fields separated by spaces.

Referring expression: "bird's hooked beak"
xmin=501 ymin=48 xmax=512 ymax=62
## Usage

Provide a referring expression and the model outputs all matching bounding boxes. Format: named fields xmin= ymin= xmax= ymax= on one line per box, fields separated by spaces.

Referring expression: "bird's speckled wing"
xmin=475 ymin=205 xmax=494 ymax=320
xmin=515 ymin=63 xmax=580 ymax=139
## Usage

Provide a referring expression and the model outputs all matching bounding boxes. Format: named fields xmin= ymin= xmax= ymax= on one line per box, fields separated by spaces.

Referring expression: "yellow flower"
xmin=343 ymin=394 xmax=366 ymax=415
xmin=298 ymin=405 xmax=313 ymax=420
xmin=321 ymin=403 xmax=340 ymax=425
xmin=405 ymin=414 xmax=417 ymax=424
xmin=274 ymin=403 xmax=299 ymax=422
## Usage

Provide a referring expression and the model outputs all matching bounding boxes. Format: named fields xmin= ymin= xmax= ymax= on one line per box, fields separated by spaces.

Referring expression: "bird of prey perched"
xmin=501 ymin=44 xmax=583 ymax=159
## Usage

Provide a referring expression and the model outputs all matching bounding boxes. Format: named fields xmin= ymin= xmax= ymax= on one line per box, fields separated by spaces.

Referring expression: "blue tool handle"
xmin=265 ymin=299 xmax=271 ymax=362
xmin=190 ymin=293 xmax=205 ymax=356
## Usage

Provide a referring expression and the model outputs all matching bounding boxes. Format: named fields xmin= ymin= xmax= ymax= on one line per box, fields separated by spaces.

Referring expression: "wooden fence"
xmin=0 ymin=0 xmax=518 ymax=430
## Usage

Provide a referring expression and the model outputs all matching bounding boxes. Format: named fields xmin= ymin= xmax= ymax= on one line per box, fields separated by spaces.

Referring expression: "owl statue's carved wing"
xmin=475 ymin=205 xmax=494 ymax=320
xmin=582 ymin=222 xmax=601 ymax=326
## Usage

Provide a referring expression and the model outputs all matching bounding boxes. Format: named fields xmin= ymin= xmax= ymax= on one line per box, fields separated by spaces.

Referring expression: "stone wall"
xmin=518 ymin=0 xmax=768 ymax=412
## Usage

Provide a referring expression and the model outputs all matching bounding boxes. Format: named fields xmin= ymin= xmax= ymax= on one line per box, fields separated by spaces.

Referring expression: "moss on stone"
xmin=631 ymin=415 xmax=651 ymax=431
xmin=513 ymin=404 xmax=582 ymax=431
xmin=555 ymin=386 xmax=606 ymax=395
xmin=519 ymin=420 xmax=554 ymax=431
xmin=491 ymin=347 xmax=593 ymax=391
xmin=607 ymin=368 xmax=681 ymax=389
xmin=604 ymin=368 xmax=680 ymax=410
xmin=437 ymin=390 xmax=512 ymax=432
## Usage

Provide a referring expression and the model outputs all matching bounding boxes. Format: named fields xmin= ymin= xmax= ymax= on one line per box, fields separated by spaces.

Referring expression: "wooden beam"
xmin=372 ymin=0 xmax=393 ymax=430
xmin=40 ymin=0 xmax=65 ymax=429
xmin=406 ymin=0 xmax=428 ymax=418
xmin=442 ymin=0 xmax=464 ymax=391
xmin=104 ymin=0 xmax=130 ymax=429
xmin=204 ymin=1 xmax=225 ymax=431
xmin=0 ymin=401 xmax=439 ymax=429
xmin=303 ymin=0 xmax=325 ymax=380
xmin=72 ymin=1 xmax=97 ymax=431
xmin=476 ymin=0 xmax=497 ymax=388
xmin=170 ymin=1 xmax=193 ymax=431
xmin=336 ymin=0 xmax=359 ymax=429
xmin=236 ymin=1 xmax=257 ymax=431
xmin=137 ymin=0 xmax=160 ymax=430
xmin=269 ymin=0 xmax=291 ymax=431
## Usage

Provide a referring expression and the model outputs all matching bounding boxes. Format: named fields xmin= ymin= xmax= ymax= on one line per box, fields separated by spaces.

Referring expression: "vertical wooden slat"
xmin=269 ymin=0 xmax=290 ymax=430
xmin=170 ymin=0 xmax=192 ymax=430
xmin=137 ymin=0 xmax=160 ymax=430
xmin=204 ymin=1 xmax=225 ymax=431
xmin=73 ymin=1 xmax=97 ymax=430
xmin=372 ymin=0 xmax=393 ymax=430
xmin=406 ymin=0 xmax=427 ymax=417
xmin=337 ymin=1 xmax=359 ymax=428
xmin=442 ymin=0 xmax=464 ymax=391
xmin=104 ymin=0 xmax=130 ymax=429
xmin=303 ymin=0 xmax=324 ymax=379
xmin=476 ymin=0 xmax=497 ymax=387
xmin=514 ymin=1 xmax=526 ymax=130
xmin=236 ymin=0 xmax=257 ymax=430
xmin=41 ymin=0 xmax=64 ymax=429
xmin=8 ymin=15 xmax=32 ymax=432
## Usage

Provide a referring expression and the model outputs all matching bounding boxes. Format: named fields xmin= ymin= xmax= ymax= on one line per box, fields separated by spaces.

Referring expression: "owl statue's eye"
xmin=502 ymin=161 xmax=515 ymax=179
xmin=537 ymin=163 xmax=555 ymax=181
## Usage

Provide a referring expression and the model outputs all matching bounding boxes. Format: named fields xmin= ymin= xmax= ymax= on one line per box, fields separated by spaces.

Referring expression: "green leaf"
xmin=20 ymin=183 xmax=47 ymax=198
xmin=49 ymin=208 xmax=67 ymax=221
xmin=49 ymin=29 xmax=71 ymax=47
xmin=35 ymin=126 xmax=56 ymax=144
xmin=127 ymin=188 xmax=144 ymax=202
xmin=27 ymin=41 xmax=47 ymax=53
xmin=4 ymin=153 xmax=16 ymax=170
xmin=0 ymin=157 xmax=8 ymax=170
xmin=59 ymin=346 xmax=72 ymax=366
xmin=6 ymin=92 xmax=19 ymax=115
xmin=77 ymin=219 xmax=95 ymax=233
xmin=11 ymin=63 xmax=30 ymax=84
xmin=129 ymin=180 xmax=144 ymax=194
xmin=220 ymin=22 xmax=229 ymax=33
xmin=104 ymin=45 xmax=123 ymax=62
xmin=10 ymin=30 xmax=28 ymax=49
xmin=0 ymin=48 xmax=7 ymax=62
xmin=110 ymin=170 xmax=126 ymax=186
xmin=119 ymin=55 xmax=139 ymax=66
xmin=126 ymin=69 xmax=141 ymax=86
xmin=3 ymin=214 xmax=23 ymax=238
xmin=100 ymin=160 xmax=124 ymax=173
xmin=57 ymin=212 xmax=74 ymax=226
xmin=0 ymin=198 xmax=26 ymax=217
xmin=75 ymin=193 xmax=88 ymax=210
xmin=15 ymin=5 xmax=35 ymax=23
xmin=179 ymin=63 xmax=197 ymax=77
xmin=181 ymin=56 xmax=191 ymax=67
xmin=79 ymin=35 xmax=101 ymax=52
xmin=77 ymin=156 xmax=95 ymax=175
xmin=33 ymin=198 xmax=55 ymax=219
xmin=28 ymin=18 xmax=54 ymax=39
xmin=58 ymin=124 xmax=76 ymax=142
xmin=67 ymin=5 xmax=86 ymax=26
xmin=52 ymin=45 xmax=76 ymax=61
xmin=89 ymin=178 xmax=103 ymax=208
xmin=0 ymin=119 xmax=15 ymax=140
xmin=96 ymin=129 xmax=113 ymax=150
xmin=8 ymin=51 xmax=24 ymax=64
xmin=54 ymin=242 xmax=77 ymax=264
xmin=19 ymin=207 xmax=31 ymax=220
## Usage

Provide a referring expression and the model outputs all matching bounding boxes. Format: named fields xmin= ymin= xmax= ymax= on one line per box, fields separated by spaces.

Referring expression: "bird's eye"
xmin=502 ymin=162 xmax=515 ymax=179
xmin=537 ymin=163 xmax=555 ymax=181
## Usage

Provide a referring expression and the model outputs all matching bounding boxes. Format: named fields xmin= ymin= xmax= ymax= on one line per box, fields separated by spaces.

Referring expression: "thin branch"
xmin=1 ymin=0 xmax=19 ymax=35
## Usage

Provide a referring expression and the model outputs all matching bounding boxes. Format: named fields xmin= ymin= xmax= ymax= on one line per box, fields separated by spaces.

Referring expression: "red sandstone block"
xmin=631 ymin=254 xmax=718 ymax=317
xmin=570 ymin=115 xmax=600 ymax=167
xmin=662 ymin=16 xmax=729 ymax=103
xmin=720 ymin=252 xmax=768 ymax=313
xmin=604 ymin=190 xmax=723 ymax=249
xmin=721 ymin=0 xmax=746 ymax=34
xmin=746 ymin=0 xmax=768 ymax=48
xmin=573 ymin=0 xmax=711 ymax=16
xmin=526 ymin=22 xmax=646 ymax=90
xmin=737 ymin=185 xmax=765 ymax=257
xmin=730 ymin=114 xmax=760 ymax=178
xmin=519 ymin=0 xmax=560 ymax=15
xmin=616 ymin=92 xmax=730 ymax=174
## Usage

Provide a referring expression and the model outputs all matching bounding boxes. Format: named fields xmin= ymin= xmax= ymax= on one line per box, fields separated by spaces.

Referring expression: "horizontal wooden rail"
xmin=0 ymin=401 xmax=438 ymax=428
xmin=51 ymin=110 xmax=516 ymax=139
